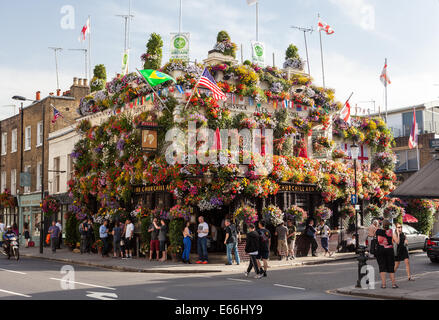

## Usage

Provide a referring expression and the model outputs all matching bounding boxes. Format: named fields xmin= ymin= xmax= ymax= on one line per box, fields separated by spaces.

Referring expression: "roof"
xmin=390 ymin=155 xmax=439 ymax=199
xmin=369 ymin=101 xmax=439 ymax=117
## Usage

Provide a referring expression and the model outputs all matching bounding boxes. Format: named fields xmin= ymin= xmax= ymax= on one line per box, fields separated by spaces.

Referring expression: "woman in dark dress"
xmin=394 ymin=222 xmax=414 ymax=281
xmin=375 ymin=219 xmax=398 ymax=289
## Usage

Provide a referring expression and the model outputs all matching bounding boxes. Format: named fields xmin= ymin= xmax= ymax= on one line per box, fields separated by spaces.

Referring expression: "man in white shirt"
xmin=56 ymin=220 xmax=62 ymax=249
xmin=196 ymin=216 xmax=209 ymax=264
xmin=124 ymin=219 xmax=135 ymax=259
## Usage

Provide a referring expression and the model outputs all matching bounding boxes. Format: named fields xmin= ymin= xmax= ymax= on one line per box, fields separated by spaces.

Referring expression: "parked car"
xmin=392 ymin=224 xmax=428 ymax=250
xmin=425 ymin=232 xmax=439 ymax=263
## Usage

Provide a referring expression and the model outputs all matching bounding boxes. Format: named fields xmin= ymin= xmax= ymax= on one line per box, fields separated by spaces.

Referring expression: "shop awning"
xmin=403 ymin=213 xmax=418 ymax=223
xmin=390 ymin=156 xmax=439 ymax=199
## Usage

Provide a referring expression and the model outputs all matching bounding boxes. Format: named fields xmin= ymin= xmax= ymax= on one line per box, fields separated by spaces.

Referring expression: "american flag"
xmin=198 ymin=68 xmax=226 ymax=101
xmin=51 ymin=106 xmax=63 ymax=123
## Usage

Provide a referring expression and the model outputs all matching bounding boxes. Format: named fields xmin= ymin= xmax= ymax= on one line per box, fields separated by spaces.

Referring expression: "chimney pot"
xmin=83 ymin=79 xmax=88 ymax=86
xmin=56 ymin=89 xmax=61 ymax=96
xmin=49 ymin=92 xmax=54 ymax=96
xmin=116 ymin=73 xmax=121 ymax=78
xmin=73 ymin=77 xmax=78 ymax=85
xmin=36 ymin=91 xmax=41 ymax=101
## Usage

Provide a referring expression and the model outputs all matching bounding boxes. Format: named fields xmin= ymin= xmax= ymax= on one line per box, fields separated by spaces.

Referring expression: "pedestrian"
xmin=375 ymin=219 xmax=398 ymax=289
xmin=99 ymin=220 xmax=109 ymax=257
xmin=120 ymin=221 xmax=127 ymax=258
xmin=0 ymin=218 xmax=5 ymax=248
xmin=394 ymin=222 xmax=414 ymax=281
xmin=79 ymin=219 xmax=88 ymax=254
xmin=286 ymin=220 xmax=296 ymax=260
xmin=224 ymin=219 xmax=240 ymax=265
xmin=275 ymin=221 xmax=288 ymax=260
xmin=148 ymin=217 xmax=160 ymax=261
xmin=56 ymin=220 xmax=62 ymax=249
xmin=318 ymin=220 xmax=333 ymax=257
xmin=48 ymin=220 xmax=60 ymax=253
xmin=23 ymin=222 xmax=31 ymax=248
xmin=123 ymin=218 xmax=135 ymax=259
xmin=256 ymin=220 xmax=271 ymax=277
xmin=368 ymin=219 xmax=379 ymax=254
xmin=86 ymin=218 xmax=94 ymax=254
xmin=305 ymin=219 xmax=318 ymax=257
xmin=156 ymin=219 xmax=168 ymax=262
xmin=196 ymin=216 xmax=209 ymax=264
xmin=182 ymin=221 xmax=192 ymax=264
xmin=245 ymin=224 xmax=263 ymax=279
xmin=112 ymin=221 xmax=122 ymax=258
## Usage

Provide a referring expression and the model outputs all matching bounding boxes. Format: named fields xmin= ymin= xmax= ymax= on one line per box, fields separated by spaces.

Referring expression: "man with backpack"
xmin=256 ymin=220 xmax=271 ymax=277
xmin=244 ymin=224 xmax=263 ymax=279
xmin=224 ymin=219 xmax=240 ymax=265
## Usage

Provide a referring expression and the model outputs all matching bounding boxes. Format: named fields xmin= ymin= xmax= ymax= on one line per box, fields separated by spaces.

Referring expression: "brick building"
xmin=0 ymin=77 xmax=89 ymax=245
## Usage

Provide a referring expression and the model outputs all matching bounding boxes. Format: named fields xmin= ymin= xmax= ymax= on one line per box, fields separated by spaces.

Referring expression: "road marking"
xmin=157 ymin=296 xmax=177 ymax=300
xmin=274 ymin=284 xmax=305 ymax=290
xmin=227 ymin=278 xmax=252 ymax=283
xmin=49 ymin=278 xmax=115 ymax=290
xmin=0 ymin=289 xmax=31 ymax=298
xmin=0 ymin=268 xmax=27 ymax=275
xmin=86 ymin=291 xmax=118 ymax=300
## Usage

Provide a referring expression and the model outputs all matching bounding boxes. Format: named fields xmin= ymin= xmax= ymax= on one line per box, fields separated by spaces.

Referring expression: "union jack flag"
xmin=51 ymin=106 xmax=63 ymax=123
xmin=198 ymin=68 xmax=226 ymax=101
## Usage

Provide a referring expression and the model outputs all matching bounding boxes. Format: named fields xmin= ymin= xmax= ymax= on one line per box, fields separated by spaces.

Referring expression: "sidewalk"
xmin=336 ymin=270 xmax=439 ymax=300
xmin=21 ymin=247 xmax=356 ymax=274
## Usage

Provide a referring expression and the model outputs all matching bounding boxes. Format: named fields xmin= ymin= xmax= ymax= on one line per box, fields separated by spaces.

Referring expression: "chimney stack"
xmin=83 ymin=78 xmax=88 ymax=86
xmin=73 ymin=77 xmax=78 ymax=86
xmin=56 ymin=89 xmax=61 ymax=96
xmin=36 ymin=91 xmax=41 ymax=101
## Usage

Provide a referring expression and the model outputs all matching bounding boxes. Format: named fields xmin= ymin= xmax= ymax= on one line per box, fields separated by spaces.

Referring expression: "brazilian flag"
xmin=138 ymin=69 xmax=176 ymax=87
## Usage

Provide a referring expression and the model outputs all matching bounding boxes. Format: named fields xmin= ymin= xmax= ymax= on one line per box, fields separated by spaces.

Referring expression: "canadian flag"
xmin=340 ymin=101 xmax=351 ymax=123
xmin=318 ymin=19 xmax=334 ymax=35
xmin=79 ymin=18 xmax=90 ymax=42
xmin=380 ymin=62 xmax=391 ymax=86
xmin=408 ymin=108 xmax=418 ymax=149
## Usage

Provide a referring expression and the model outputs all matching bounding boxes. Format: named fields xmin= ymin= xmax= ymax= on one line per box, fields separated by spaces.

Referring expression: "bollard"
xmin=356 ymin=245 xmax=368 ymax=288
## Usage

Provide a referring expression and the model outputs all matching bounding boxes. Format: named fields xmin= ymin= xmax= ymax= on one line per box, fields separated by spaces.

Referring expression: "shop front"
xmin=18 ymin=193 xmax=43 ymax=247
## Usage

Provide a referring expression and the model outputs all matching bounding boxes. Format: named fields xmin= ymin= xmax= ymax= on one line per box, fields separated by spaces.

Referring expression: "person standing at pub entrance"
xmin=197 ymin=216 xmax=209 ymax=264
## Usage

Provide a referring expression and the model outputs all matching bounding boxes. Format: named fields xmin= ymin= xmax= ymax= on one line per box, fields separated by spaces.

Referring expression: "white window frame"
xmin=54 ymin=157 xmax=60 ymax=193
xmin=1 ymin=132 xmax=7 ymax=155
xmin=36 ymin=162 xmax=42 ymax=191
xmin=24 ymin=165 xmax=31 ymax=193
xmin=11 ymin=169 xmax=16 ymax=196
xmin=11 ymin=129 xmax=17 ymax=153
xmin=24 ymin=126 xmax=31 ymax=151
xmin=37 ymin=121 xmax=43 ymax=147
xmin=1 ymin=171 xmax=6 ymax=193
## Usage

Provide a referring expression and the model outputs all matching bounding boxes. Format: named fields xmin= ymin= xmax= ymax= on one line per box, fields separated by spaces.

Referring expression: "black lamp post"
xmin=350 ymin=143 xmax=360 ymax=251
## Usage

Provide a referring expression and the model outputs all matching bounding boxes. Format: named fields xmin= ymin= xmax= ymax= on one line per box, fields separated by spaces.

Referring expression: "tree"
xmin=143 ymin=33 xmax=163 ymax=70
xmin=90 ymin=64 xmax=107 ymax=92
xmin=285 ymin=44 xmax=299 ymax=60
xmin=93 ymin=64 xmax=107 ymax=81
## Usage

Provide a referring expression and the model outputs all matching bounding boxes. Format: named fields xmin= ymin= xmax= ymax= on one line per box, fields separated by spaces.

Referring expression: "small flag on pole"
xmin=380 ymin=62 xmax=391 ymax=86
xmin=176 ymin=85 xmax=184 ymax=94
xmin=198 ymin=68 xmax=227 ymax=101
xmin=318 ymin=19 xmax=334 ymax=35
xmin=340 ymin=100 xmax=351 ymax=123
xmin=79 ymin=18 xmax=90 ymax=42
xmin=138 ymin=69 xmax=176 ymax=87
xmin=408 ymin=108 xmax=418 ymax=149
xmin=51 ymin=106 xmax=63 ymax=123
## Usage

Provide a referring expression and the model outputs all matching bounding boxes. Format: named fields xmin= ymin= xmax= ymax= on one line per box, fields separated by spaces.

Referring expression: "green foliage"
xmin=217 ymin=30 xmax=230 ymax=42
xmin=93 ymin=64 xmax=107 ymax=81
xmin=406 ymin=200 xmax=436 ymax=235
xmin=141 ymin=217 xmax=152 ymax=244
xmin=169 ymin=219 xmax=185 ymax=253
xmin=144 ymin=33 xmax=163 ymax=70
xmin=90 ymin=65 xmax=107 ymax=93
xmin=243 ymin=60 xmax=252 ymax=66
xmin=231 ymin=112 xmax=247 ymax=129
xmin=65 ymin=214 xmax=80 ymax=246
xmin=285 ymin=44 xmax=299 ymax=60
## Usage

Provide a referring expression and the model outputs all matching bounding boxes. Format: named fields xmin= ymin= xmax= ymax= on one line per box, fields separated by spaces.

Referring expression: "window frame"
xmin=24 ymin=126 xmax=31 ymax=151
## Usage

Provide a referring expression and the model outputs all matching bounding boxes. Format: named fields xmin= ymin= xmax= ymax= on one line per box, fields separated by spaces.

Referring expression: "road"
xmin=0 ymin=250 xmax=436 ymax=300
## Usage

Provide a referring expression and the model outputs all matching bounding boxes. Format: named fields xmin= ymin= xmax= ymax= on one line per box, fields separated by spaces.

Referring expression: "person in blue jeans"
xmin=196 ymin=216 xmax=209 ymax=264
xmin=182 ymin=221 xmax=192 ymax=264
xmin=224 ymin=219 xmax=240 ymax=265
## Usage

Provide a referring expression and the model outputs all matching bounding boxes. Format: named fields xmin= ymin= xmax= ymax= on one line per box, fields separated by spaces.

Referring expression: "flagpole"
xmin=135 ymin=68 xmax=171 ymax=113
xmin=183 ymin=69 xmax=204 ymax=111
xmin=256 ymin=1 xmax=259 ymax=41
xmin=179 ymin=0 xmax=182 ymax=34
xmin=384 ymin=58 xmax=388 ymax=124
xmin=318 ymin=13 xmax=326 ymax=89
xmin=88 ymin=15 xmax=92 ymax=83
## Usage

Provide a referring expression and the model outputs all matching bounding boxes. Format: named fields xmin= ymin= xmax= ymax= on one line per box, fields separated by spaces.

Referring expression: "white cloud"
xmin=329 ymin=0 xmax=375 ymax=31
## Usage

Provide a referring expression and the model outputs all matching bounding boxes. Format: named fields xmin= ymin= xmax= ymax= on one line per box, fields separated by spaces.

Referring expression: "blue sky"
xmin=1 ymin=0 xmax=439 ymax=119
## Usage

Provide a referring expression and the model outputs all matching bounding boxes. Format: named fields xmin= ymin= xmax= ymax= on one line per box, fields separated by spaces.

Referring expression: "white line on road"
xmin=157 ymin=296 xmax=177 ymax=300
xmin=49 ymin=278 xmax=115 ymax=290
xmin=274 ymin=284 xmax=306 ymax=290
xmin=0 ymin=289 xmax=31 ymax=298
xmin=227 ymin=278 xmax=252 ymax=283
xmin=0 ymin=268 xmax=27 ymax=275
xmin=86 ymin=291 xmax=118 ymax=300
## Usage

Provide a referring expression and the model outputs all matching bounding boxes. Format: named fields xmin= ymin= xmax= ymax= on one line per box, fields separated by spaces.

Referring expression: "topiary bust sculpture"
xmin=90 ymin=64 xmax=107 ymax=92
xmin=212 ymin=30 xmax=237 ymax=58
xmin=141 ymin=32 xmax=163 ymax=70
xmin=283 ymin=44 xmax=304 ymax=70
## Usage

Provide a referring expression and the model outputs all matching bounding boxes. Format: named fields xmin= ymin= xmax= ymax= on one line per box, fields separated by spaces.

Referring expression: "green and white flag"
xmin=138 ymin=69 xmax=176 ymax=87
xmin=121 ymin=49 xmax=129 ymax=75
xmin=170 ymin=32 xmax=190 ymax=61
xmin=251 ymin=41 xmax=265 ymax=67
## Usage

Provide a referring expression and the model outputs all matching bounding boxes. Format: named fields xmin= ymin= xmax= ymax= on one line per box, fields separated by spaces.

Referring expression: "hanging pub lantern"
xmin=138 ymin=121 xmax=160 ymax=153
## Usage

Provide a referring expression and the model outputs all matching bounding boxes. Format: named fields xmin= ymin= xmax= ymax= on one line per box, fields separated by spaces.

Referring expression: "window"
xmin=54 ymin=157 xmax=60 ymax=193
xmin=1 ymin=132 xmax=7 ymax=155
xmin=11 ymin=169 xmax=16 ymax=196
xmin=25 ymin=126 xmax=31 ymax=151
xmin=37 ymin=121 xmax=43 ymax=147
xmin=402 ymin=110 xmax=423 ymax=136
xmin=395 ymin=149 xmax=419 ymax=172
xmin=24 ymin=165 xmax=31 ymax=193
xmin=1 ymin=171 xmax=6 ymax=192
xmin=312 ymin=129 xmax=327 ymax=159
xmin=11 ymin=129 xmax=17 ymax=153
xmin=36 ymin=162 xmax=42 ymax=191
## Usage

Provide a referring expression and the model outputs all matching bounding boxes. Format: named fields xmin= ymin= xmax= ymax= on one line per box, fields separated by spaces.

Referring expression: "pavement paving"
xmin=20 ymin=247 xmax=357 ymax=273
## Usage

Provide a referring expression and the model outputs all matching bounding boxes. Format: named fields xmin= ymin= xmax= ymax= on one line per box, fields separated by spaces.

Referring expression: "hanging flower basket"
xmin=364 ymin=204 xmax=382 ymax=218
xmin=262 ymin=205 xmax=284 ymax=226
xmin=233 ymin=205 xmax=258 ymax=225
xmin=339 ymin=204 xmax=356 ymax=219
xmin=315 ymin=205 xmax=333 ymax=221
xmin=169 ymin=205 xmax=191 ymax=221
xmin=383 ymin=203 xmax=404 ymax=219
xmin=41 ymin=196 xmax=60 ymax=218
xmin=285 ymin=205 xmax=307 ymax=223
